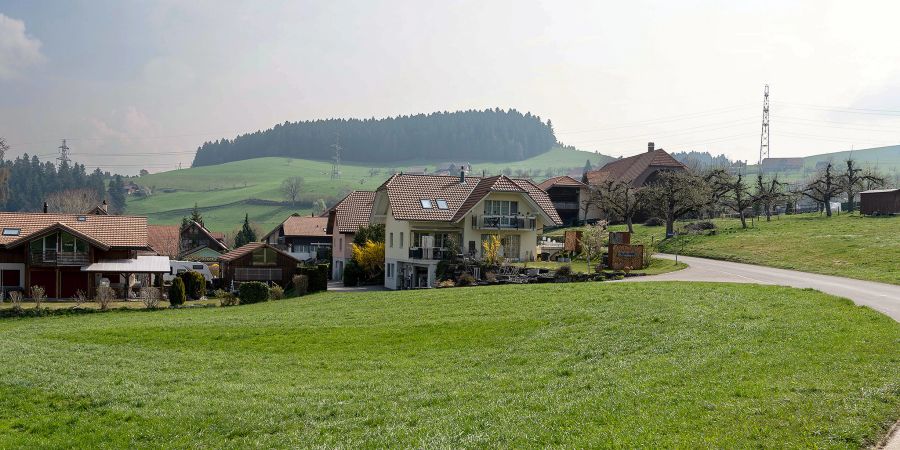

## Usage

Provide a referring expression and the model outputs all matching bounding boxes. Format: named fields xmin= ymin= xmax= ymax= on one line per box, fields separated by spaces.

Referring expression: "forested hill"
xmin=191 ymin=109 xmax=557 ymax=167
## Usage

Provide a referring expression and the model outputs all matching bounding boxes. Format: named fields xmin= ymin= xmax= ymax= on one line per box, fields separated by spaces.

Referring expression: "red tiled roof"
xmin=217 ymin=242 xmax=300 ymax=263
xmin=379 ymin=173 xmax=562 ymax=225
xmin=282 ymin=215 xmax=329 ymax=237
xmin=0 ymin=212 xmax=148 ymax=249
xmin=329 ymin=191 xmax=375 ymax=234
xmin=147 ymin=224 xmax=180 ymax=258
xmin=585 ymin=149 xmax=686 ymax=186
xmin=538 ymin=175 xmax=587 ymax=190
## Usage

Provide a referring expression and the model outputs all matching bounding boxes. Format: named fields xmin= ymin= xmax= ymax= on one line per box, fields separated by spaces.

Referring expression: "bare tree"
xmin=596 ymin=179 xmax=644 ymax=233
xmin=752 ymin=174 xmax=785 ymax=222
xmin=839 ymin=159 xmax=884 ymax=212
xmin=45 ymin=188 xmax=101 ymax=214
xmin=644 ymin=170 xmax=712 ymax=237
xmin=710 ymin=171 xmax=754 ymax=228
xmin=280 ymin=176 xmax=304 ymax=205
xmin=797 ymin=162 xmax=842 ymax=217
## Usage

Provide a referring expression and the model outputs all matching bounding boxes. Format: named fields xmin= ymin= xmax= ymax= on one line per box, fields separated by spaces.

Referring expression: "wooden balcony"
xmin=31 ymin=251 xmax=90 ymax=266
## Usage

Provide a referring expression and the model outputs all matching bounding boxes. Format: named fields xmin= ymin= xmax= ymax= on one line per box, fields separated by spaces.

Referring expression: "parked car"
xmin=163 ymin=260 xmax=214 ymax=284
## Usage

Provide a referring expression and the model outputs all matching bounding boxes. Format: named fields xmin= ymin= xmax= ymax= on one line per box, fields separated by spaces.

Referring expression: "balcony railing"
xmin=473 ymin=214 xmax=536 ymax=230
xmin=408 ymin=247 xmax=453 ymax=260
xmin=31 ymin=250 xmax=90 ymax=266
xmin=552 ymin=201 xmax=580 ymax=210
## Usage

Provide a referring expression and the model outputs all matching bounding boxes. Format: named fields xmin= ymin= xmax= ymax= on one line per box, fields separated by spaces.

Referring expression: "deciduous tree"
xmin=280 ymin=176 xmax=304 ymax=205
xmin=797 ymin=163 xmax=842 ymax=217
xmin=644 ymin=170 xmax=712 ymax=237
xmin=838 ymin=159 xmax=884 ymax=212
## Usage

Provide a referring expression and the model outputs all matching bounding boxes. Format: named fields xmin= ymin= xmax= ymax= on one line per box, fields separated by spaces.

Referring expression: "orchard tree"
xmin=710 ymin=171 xmax=754 ymax=229
xmin=644 ymin=170 xmax=712 ymax=237
xmin=596 ymin=179 xmax=644 ymax=233
xmin=838 ymin=159 xmax=884 ymax=212
xmin=797 ymin=162 xmax=843 ymax=217
xmin=753 ymin=174 xmax=785 ymax=222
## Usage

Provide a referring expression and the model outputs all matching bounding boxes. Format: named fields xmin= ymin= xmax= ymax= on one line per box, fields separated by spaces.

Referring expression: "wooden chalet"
xmin=217 ymin=242 xmax=301 ymax=288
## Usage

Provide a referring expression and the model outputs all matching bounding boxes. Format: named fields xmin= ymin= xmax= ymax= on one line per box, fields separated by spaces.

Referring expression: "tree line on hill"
xmin=191 ymin=108 xmax=557 ymax=167
xmin=585 ymin=158 xmax=888 ymax=237
xmin=0 ymin=137 xmax=127 ymax=214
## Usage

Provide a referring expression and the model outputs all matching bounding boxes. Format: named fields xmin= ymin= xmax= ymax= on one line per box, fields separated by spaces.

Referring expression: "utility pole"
xmin=330 ymin=134 xmax=342 ymax=180
xmin=758 ymin=84 xmax=770 ymax=171
xmin=57 ymin=139 xmax=71 ymax=165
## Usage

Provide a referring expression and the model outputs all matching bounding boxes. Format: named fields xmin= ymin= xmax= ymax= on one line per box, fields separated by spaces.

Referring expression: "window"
xmin=192 ymin=264 xmax=205 ymax=270
xmin=389 ymin=233 xmax=394 ymax=248
xmin=436 ymin=199 xmax=448 ymax=209
xmin=399 ymin=232 xmax=404 ymax=248
xmin=2 ymin=228 xmax=20 ymax=236
xmin=420 ymin=199 xmax=433 ymax=209
xmin=252 ymin=247 xmax=278 ymax=266
xmin=76 ymin=216 xmax=87 ymax=222
xmin=60 ymin=232 xmax=87 ymax=253
xmin=484 ymin=200 xmax=519 ymax=216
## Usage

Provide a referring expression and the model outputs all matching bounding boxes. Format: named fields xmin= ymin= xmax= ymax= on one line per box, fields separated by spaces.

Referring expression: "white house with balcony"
xmin=371 ymin=172 xmax=562 ymax=289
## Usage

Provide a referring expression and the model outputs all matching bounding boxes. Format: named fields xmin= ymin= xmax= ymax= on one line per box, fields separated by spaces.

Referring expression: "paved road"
xmin=623 ymin=254 xmax=900 ymax=321
xmin=625 ymin=254 xmax=900 ymax=448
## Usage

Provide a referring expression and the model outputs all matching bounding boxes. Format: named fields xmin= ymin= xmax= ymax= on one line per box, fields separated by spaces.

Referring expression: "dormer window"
xmin=2 ymin=228 xmax=20 ymax=236
xmin=436 ymin=199 xmax=448 ymax=209
xmin=420 ymin=199 xmax=433 ymax=209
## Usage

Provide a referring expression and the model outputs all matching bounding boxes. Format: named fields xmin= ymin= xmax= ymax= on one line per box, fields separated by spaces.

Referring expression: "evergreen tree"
xmin=583 ymin=159 xmax=593 ymax=174
xmin=190 ymin=203 xmax=204 ymax=227
xmin=234 ymin=214 xmax=257 ymax=248
xmin=107 ymin=175 xmax=127 ymax=214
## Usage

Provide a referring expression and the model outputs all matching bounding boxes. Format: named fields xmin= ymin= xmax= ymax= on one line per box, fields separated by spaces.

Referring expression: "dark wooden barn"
xmin=859 ymin=189 xmax=900 ymax=215
xmin=218 ymin=242 xmax=301 ymax=289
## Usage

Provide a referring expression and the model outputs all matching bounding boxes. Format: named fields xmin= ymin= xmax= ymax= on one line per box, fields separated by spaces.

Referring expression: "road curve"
xmin=623 ymin=254 xmax=900 ymax=322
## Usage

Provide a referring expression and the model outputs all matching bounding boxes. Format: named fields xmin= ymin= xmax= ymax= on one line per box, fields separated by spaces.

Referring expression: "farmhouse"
xmin=217 ymin=242 xmax=301 ymax=289
xmin=762 ymin=157 xmax=804 ymax=171
xmin=860 ymin=188 xmax=900 ymax=215
xmin=262 ymin=214 xmax=331 ymax=262
xmin=537 ymin=175 xmax=590 ymax=226
xmin=0 ymin=210 xmax=166 ymax=299
xmin=372 ymin=172 xmax=561 ymax=289
xmin=326 ymin=190 xmax=375 ymax=280
xmin=584 ymin=142 xmax=687 ymax=189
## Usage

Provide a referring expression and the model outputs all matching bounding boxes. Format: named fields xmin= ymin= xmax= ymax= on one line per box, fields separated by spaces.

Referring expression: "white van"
xmin=163 ymin=260 xmax=214 ymax=284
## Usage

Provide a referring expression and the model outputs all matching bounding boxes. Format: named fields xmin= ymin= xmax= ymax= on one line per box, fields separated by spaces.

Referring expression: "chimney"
xmin=648 ymin=142 xmax=655 ymax=153
xmin=101 ymin=200 xmax=108 ymax=212
xmin=43 ymin=202 xmax=48 ymax=213
xmin=459 ymin=168 xmax=466 ymax=183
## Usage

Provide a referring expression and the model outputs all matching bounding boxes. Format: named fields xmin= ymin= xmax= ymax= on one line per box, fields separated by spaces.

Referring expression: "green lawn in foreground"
xmin=1 ymin=282 xmax=898 ymax=447
xmin=548 ymin=213 xmax=900 ymax=285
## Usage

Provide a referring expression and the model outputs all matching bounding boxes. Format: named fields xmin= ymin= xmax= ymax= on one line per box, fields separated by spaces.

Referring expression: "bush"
xmin=292 ymin=274 xmax=309 ymax=296
xmin=239 ymin=281 xmax=269 ymax=304
xmin=218 ymin=290 xmax=239 ymax=307
xmin=8 ymin=291 xmax=23 ymax=311
xmin=555 ymin=264 xmax=572 ymax=277
xmin=168 ymin=278 xmax=186 ymax=307
xmin=485 ymin=271 xmax=497 ymax=282
xmin=30 ymin=285 xmax=46 ymax=310
xmin=437 ymin=279 xmax=456 ymax=288
xmin=684 ymin=221 xmax=716 ymax=233
xmin=269 ymin=284 xmax=284 ymax=300
xmin=140 ymin=287 xmax=161 ymax=309
xmin=299 ymin=264 xmax=328 ymax=292
xmin=178 ymin=271 xmax=207 ymax=300
xmin=644 ymin=217 xmax=664 ymax=227
xmin=456 ymin=272 xmax=476 ymax=286
xmin=343 ymin=260 xmax=363 ymax=286
xmin=95 ymin=286 xmax=117 ymax=310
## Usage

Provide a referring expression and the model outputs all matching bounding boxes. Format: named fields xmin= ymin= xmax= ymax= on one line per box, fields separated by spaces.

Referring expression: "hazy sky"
xmin=2 ymin=0 xmax=900 ymax=174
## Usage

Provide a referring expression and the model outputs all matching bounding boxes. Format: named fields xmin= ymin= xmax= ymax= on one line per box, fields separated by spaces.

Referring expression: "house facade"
xmin=0 ymin=211 xmax=166 ymax=299
xmin=537 ymin=175 xmax=590 ymax=226
xmin=262 ymin=214 xmax=331 ymax=262
xmin=372 ymin=173 xmax=561 ymax=290
xmin=326 ymin=191 xmax=375 ymax=280
xmin=218 ymin=242 xmax=301 ymax=289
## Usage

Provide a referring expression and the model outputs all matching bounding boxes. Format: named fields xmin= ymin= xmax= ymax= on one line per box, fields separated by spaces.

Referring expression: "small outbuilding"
xmin=859 ymin=189 xmax=900 ymax=215
xmin=217 ymin=242 xmax=301 ymax=289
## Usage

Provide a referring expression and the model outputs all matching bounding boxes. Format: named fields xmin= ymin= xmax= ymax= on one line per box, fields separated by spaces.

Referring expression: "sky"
xmin=1 ymin=0 xmax=900 ymax=174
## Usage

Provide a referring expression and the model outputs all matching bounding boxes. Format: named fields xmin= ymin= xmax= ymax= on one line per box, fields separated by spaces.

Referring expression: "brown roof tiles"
xmin=0 ymin=212 xmax=148 ymax=249
xmin=329 ymin=191 xmax=375 ymax=234
xmin=584 ymin=149 xmax=686 ymax=187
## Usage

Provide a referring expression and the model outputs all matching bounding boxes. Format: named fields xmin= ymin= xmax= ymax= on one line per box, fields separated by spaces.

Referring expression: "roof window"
xmin=436 ymin=199 xmax=448 ymax=209
xmin=420 ymin=199 xmax=433 ymax=209
xmin=76 ymin=216 xmax=87 ymax=222
xmin=2 ymin=228 xmax=21 ymax=236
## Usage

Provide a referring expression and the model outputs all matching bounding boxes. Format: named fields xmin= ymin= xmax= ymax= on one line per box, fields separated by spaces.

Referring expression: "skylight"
xmin=76 ymin=216 xmax=87 ymax=222
xmin=420 ymin=199 xmax=433 ymax=209
xmin=2 ymin=228 xmax=21 ymax=236
xmin=436 ymin=199 xmax=448 ymax=209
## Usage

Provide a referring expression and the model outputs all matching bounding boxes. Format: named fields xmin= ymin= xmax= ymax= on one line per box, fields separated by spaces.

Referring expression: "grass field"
xmin=745 ymin=145 xmax=900 ymax=183
xmin=549 ymin=213 xmax=900 ymax=285
xmin=1 ymin=282 xmax=898 ymax=447
xmin=127 ymin=147 xmax=610 ymax=232
xmin=515 ymin=257 xmax=687 ymax=276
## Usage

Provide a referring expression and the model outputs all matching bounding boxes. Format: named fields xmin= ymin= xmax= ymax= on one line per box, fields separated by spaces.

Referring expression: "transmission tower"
xmin=758 ymin=84 xmax=770 ymax=169
xmin=330 ymin=134 xmax=342 ymax=180
xmin=57 ymin=139 xmax=71 ymax=165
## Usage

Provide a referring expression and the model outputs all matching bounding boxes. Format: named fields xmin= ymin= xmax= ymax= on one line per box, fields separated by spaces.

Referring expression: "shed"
xmin=860 ymin=189 xmax=900 ymax=215
xmin=217 ymin=242 xmax=301 ymax=288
